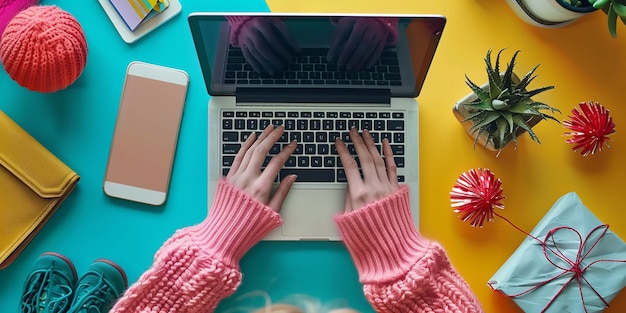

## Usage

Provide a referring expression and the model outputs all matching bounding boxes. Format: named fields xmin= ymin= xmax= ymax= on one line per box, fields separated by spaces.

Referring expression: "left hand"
xmin=226 ymin=125 xmax=297 ymax=212
xmin=327 ymin=17 xmax=390 ymax=70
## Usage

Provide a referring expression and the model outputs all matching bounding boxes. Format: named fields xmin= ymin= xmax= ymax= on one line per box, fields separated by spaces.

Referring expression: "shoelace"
xmin=68 ymin=273 xmax=116 ymax=313
xmin=20 ymin=264 xmax=73 ymax=313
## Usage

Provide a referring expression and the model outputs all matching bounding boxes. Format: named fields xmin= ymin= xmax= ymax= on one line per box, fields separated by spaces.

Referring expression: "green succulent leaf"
xmin=512 ymin=115 xmax=540 ymax=143
xmin=593 ymin=0 xmax=611 ymax=9
xmin=613 ymin=2 xmax=626 ymax=17
xmin=609 ymin=2 xmax=619 ymax=38
xmin=499 ymin=110 xmax=514 ymax=132
xmin=501 ymin=50 xmax=520 ymax=92
xmin=485 ymin=49 xmax=503 ymax=87
xmin=525 ymin=85 xmax=555 ymax=98
xmin=517 ymin=65 xmax=539 ymax=90
xmin=494 ymin=118 xmax=509 ymax=148
xmin=465 ymin=76 xmax=491 ymax=102
xmin=469 ymin=111 xmax=500 ymax=133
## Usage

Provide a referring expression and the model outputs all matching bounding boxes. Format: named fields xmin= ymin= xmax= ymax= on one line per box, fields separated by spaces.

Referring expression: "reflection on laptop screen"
xmin=189 ymin=14 xmax=445 ymax=99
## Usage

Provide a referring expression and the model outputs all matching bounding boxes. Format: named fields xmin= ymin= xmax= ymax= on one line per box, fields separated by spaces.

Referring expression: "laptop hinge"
xmin=235 ymin=87 xmax=391 ymax=104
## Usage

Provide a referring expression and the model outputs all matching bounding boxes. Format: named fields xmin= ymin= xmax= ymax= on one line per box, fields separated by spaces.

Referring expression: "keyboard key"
xmin=223 ymin=131 xmax=238 ymax=142
xmin=298 ymin=156 xmax=310 ymax=167
xmin=394 ymin=133 xmax=404 ymax=143
xmin=391 ymin=145 xmax=404 ymax=155
xmin=260 ymin=119 xmax=271 ymax=129
xmin=222 ymin=156 xmax=234 ymax=167
xmin=337 ymin=169 xmax=347 ymax=182
xmin=280 ymin=169 xmax=335 ymax=182
xmin=324 ymin=156 xmax=335 ymax=167
xmin=311 ymin=157 xmax=323 ymax=167
xmin=240 ymin=132 xmax=252 ymax=141
xmin=335 ymin=120 xmax=347 ymax=130
xmin=223 ymin=119 xmax=233 ymax=130
xmin=285 ymin=156 xmax=297 ymax=167
xmin=223 ymin=144 xmax=241 ymax=154
xmin=315 ymin=132 xmax=327 ymax=142
xmin=305 ymin=144 xmax=316 ymax=154
xmin=387 ymin=120 xmax=405 ymax=130
xmin=290 ymin=132 xmax=302 ymax=142
xmin=285 ymin=119 xmax=296 ymax=130
xmin=318 ymin=144 xmax=329 ymax=155
xmin=394 ymin=156 xmax=405 ymax=168
xmin=223 ymin=111 xmax=235 ymax=117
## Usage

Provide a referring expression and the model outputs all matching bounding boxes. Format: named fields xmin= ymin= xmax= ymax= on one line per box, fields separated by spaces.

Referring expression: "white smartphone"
xmin=104 ymin=61 xmax=189 ymax=205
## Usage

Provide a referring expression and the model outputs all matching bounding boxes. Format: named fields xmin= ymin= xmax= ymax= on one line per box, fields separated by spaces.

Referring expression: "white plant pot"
xmin=505 ymin=0 xmax=597 ymax=28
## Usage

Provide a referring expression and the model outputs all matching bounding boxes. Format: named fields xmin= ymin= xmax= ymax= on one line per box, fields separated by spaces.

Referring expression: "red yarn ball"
xmin=0 ymin=5 xmax=88 ymax=92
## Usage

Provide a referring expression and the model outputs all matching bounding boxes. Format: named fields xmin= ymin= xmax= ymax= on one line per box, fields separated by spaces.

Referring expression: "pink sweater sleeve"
xmin=334 ymin=186 xmax=484 ymax=313
xmin=109 ymin=179 xmax=282 ymax=313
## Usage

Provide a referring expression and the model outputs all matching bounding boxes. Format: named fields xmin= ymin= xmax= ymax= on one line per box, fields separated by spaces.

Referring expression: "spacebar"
xmin=280 ymin=169 xmax=335 ymax=182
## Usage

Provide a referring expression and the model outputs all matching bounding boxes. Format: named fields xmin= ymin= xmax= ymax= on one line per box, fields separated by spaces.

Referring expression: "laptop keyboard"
xmin=224 ymin=48 xmax=403 ymax=86
xmin=221 ymin=110 xmax=406 ymax=183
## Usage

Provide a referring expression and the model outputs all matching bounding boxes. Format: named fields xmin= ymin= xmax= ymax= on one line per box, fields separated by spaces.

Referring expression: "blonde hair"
xmin=222 ymin=291 xmax=361 ymax=313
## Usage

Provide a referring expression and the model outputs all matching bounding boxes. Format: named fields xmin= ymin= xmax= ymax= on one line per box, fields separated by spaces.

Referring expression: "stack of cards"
xmin=109 ymin=0 xmax=170 ymax=31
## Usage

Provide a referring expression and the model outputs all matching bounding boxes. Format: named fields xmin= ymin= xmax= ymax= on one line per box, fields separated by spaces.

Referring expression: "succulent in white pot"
xmin=506 ymin=0 xmax=626 ymax=37
xmin=453 ymin=49 xmax=561 ymax=153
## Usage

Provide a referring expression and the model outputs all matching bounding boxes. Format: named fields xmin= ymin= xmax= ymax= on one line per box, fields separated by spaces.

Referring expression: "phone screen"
xmin=104 ymin=62 xmax=188 ymax=205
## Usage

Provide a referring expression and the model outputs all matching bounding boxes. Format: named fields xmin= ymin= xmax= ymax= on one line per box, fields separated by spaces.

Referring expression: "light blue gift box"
xmin=488 ymin=192 xmax=626 ymax=313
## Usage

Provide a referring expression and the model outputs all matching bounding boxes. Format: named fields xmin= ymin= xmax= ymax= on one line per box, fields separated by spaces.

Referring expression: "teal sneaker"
xmin=66 ymin=259 xmax=128 ymax=313
xmin=19 ymin=252 xmax=78 ymax=313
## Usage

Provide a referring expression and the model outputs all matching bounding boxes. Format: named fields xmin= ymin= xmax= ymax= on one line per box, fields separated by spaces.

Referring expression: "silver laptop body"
xmin=188 ymin=12 xmax=446 ymax=240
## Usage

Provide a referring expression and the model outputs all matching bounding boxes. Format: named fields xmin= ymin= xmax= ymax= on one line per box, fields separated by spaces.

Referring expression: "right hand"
xmin=237 ymin=17 xmax=301 ymax=75
xmin=335 ymin=127 xmax=400 ymax=212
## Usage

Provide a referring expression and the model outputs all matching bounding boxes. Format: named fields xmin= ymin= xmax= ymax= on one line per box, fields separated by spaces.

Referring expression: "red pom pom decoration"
xmin=450 ymin=168 xmax=505 ymax=227
xmin=563 ymin=101 xmax=616 ymax=156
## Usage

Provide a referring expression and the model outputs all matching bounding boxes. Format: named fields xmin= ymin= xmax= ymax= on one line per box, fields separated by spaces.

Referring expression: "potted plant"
xmin=505 ymin=0 xmax=626 ymax=37
xmin=453 ymin=49 xmax=561 ymax=153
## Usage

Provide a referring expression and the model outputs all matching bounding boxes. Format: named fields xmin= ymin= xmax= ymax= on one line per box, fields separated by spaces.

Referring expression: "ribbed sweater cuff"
xmin=186 ymin=179 xmax=282 ymax=267
xmin=334 ymin=185 xmax=431 ymax=284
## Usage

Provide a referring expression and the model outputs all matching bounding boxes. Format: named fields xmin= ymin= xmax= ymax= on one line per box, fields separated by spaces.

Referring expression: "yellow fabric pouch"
xmin=0 ymin=110 xmax=79 ymax=269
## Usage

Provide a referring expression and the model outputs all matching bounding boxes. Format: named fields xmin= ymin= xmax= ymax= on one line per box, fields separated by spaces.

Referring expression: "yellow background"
xmin=266 ymin=1 xmax=626 ymax=312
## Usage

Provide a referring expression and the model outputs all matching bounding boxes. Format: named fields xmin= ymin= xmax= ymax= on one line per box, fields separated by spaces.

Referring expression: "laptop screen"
xmin=188 ymin=13 xmax=445 ymax=99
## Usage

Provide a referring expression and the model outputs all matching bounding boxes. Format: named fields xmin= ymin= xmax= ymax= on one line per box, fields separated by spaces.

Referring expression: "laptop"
xmin=188 ymin=13 xmax=446 ymax=240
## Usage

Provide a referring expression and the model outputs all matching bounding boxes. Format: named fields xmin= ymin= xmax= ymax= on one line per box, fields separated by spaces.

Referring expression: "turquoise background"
xmin=0 ymin=1 xmax=371 ymax=311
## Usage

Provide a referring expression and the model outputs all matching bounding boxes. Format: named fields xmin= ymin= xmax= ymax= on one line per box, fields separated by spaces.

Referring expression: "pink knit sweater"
xmin=109 ymin=179 xmax=484 ymax=313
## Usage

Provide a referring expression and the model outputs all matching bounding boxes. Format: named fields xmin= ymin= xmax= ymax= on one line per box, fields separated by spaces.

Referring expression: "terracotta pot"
xmin=505 ymin=0 xmax=597 ymax=28
xmin=452 ymin=77 xmax=542 ymax=151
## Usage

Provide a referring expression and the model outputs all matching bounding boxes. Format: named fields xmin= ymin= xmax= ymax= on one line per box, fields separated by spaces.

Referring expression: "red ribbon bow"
xmin=508 ymin=224 xmax=626 ymax=313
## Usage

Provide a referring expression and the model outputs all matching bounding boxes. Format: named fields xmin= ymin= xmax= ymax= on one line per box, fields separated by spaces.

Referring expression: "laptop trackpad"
xmin=281 ymin=187 xmax=344 ymax=239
